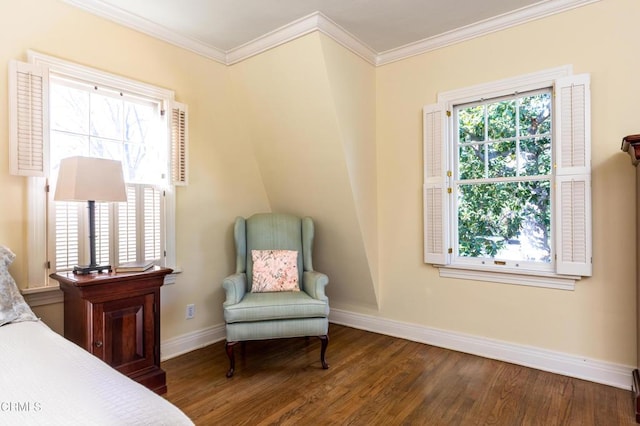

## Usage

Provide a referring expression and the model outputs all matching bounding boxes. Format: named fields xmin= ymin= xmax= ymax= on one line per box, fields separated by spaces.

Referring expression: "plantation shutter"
xmin=118 ymin=186 xmax=138 ymax=264
xmin=8 ymin=60 xmax=49 ymax=177
xmin=52 ymin=201 xmax=110 ymax=272
xmin=170 ymin=102 xmax=188 ymax=186
xmin=423 ymin=104 xmax=449 ymax=265
xmin=554 ymin=74 xmax=592 ymax=276
xmin=52 ymin=201 xmax=80 ymax=271
xmin=142 ymin=186 xmax=163 ymax=262
xmin=52 ymin=185 xmax=163 ymax=271
xmin=117 ymin=184 xmax=163 ymax=265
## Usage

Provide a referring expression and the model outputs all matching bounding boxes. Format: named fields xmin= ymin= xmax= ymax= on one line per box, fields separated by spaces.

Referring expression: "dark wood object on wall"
xmin=621 ymin=134 xmax=640 ymax=423
xmin=622 ymin=134 xmax=640 ymax=166
xmin=50 ymin=267 xmax=172 ymax=395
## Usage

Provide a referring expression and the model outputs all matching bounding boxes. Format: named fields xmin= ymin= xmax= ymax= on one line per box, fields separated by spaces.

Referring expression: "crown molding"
xmin=376 ymin=0 xmax=600 ymax=65
xmin=64 ymin=0 xmax=599 ymax=67
xmin=226 ymin=12 xmax=377 ymax=65
xmin=62 ymin=0 xmax=227 ymax=63
xmin=316 ymin=13 xmax=378 ymax=65
xmin=225 ymin=12 xmax=321 ymax=65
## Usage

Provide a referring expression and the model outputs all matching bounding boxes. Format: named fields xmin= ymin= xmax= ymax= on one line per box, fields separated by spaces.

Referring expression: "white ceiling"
xmin=64 ymin=0 xmax=596 ymax=65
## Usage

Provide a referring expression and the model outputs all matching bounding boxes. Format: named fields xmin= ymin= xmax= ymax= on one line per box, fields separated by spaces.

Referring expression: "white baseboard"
xmin=159 ymin=309 xmax=633 ymax=390
xmin=160 ymin=323 xmax=226 ymax=361
xmin=329 ymin=308 xmax=633 ymax=390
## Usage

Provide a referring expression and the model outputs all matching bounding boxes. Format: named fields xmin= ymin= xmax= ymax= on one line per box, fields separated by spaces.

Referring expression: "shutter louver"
xmin=424 ymin=187 xmax=444 ymax=255
xmin=554 ymin=74 xmax=592 ymax=276
xmin=423 ymin=103 xmax=449 ymax=265
xmin=9 ymin=60 xmax=49 ymax=177
xmin=559 ymin=180 xmax=587 ymax=262
xmin=115 ymin=184 xmax=164 ymax=265
xmin=170 ymin=102 xmax=188 ymax=186
xmin=143 ymin=186 xmax=162 ymax=262
xmin=118 ymin=186 xmax=137 ymax=264
xmin=54 ymin=201 xmax=79 ymax=271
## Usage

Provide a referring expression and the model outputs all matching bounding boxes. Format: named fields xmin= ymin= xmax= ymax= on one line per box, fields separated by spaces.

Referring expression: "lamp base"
xmin=72 ymin=264 xmax=112 ymax=275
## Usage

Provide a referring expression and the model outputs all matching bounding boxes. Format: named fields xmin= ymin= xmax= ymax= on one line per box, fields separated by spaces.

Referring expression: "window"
xmin=9 ymin=51 xmax=188 ymax=288
xmin=455 ymin=89 xmax=553 ymax=269
xmin=423 ymin=66 xmax=591 ymax=290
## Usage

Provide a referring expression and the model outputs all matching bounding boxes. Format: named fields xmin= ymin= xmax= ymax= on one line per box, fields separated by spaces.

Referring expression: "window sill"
xmin=164 ymin=268 xmax=182 ymax=285
xmin=21 ymin=284 xmax=63 ymax=307
xmin=437 ymin=265 xmax=578 ymax=290
xmin=21 ymin=268 xmax=182 ymax=307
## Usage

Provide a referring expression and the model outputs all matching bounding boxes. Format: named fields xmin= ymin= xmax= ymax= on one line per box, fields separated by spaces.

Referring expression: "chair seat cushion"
xmin=224 ymin=291 xmax=329 ymax=324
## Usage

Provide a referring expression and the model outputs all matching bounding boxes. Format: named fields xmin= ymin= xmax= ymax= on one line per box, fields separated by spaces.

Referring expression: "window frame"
xmin=47 ymin=75 xmax=168 ymax=274
xmin=452 ymin=88 xmax=554 ymax=273
xmin=423 ymin=65 xmax=592 ymax=290
xmin=11 ymin=50 xmax=186 ymax=288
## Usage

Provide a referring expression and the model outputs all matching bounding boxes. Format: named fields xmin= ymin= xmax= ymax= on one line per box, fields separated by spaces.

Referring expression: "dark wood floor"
xmin=162 ymin=324 xmax=636 ymax=425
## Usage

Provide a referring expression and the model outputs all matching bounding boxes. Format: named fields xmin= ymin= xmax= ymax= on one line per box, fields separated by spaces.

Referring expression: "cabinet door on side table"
xmin=92 ymin=293 xmax=156 ymax=376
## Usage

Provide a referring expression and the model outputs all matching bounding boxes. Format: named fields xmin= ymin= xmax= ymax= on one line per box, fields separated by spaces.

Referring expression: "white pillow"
xmin=0 ymin=246 xmax=38 ymax=326
xmin=251 ymin=249 xmax=300 ymax=293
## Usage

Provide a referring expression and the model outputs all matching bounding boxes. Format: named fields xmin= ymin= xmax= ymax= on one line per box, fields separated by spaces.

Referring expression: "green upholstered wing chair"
xmin=222 ymin=213 xmax=330 ymax=377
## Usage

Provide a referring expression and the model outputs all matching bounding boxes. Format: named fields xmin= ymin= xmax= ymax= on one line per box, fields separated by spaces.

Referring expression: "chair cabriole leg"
xmin=319 ymin=335 xmax=329 ymax=369
xmin=225 ymin=341 xmax=237 ymax=378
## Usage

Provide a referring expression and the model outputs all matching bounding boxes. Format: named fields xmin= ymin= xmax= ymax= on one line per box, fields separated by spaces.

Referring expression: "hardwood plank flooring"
xmin=162 ymin=324 xmax=635 ymax=425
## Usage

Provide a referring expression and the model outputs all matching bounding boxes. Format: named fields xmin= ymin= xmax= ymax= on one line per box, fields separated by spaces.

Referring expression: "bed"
xmin=0 ymin=246 xmax=193 ymax=426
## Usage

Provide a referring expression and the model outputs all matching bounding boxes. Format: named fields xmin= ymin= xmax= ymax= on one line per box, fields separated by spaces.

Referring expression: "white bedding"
xmin=0 ymin=320 xmax=193 ymax=426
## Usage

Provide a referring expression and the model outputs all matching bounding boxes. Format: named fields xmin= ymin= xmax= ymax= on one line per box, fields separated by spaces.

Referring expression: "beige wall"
xmin=376 ymin=0 xmax=640 ymax=365
xmin=320 ymin=35 xmax=379 ymax=300
xmin=3 ymin=0 xmax=639 ymax=369
xmin=229 ymin=34 xmax=379 ymax=310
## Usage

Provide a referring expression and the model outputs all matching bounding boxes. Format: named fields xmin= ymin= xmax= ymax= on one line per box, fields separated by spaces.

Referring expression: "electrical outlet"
xmin=185 ymin=304 xmax=195 ymax=319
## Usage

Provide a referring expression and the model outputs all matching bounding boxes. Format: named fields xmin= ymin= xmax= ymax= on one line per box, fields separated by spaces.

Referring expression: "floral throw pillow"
xmin=0 ymin=246 xmax=38 ymax=327
xmin=251 ymin=250 xmax=300 ymax=293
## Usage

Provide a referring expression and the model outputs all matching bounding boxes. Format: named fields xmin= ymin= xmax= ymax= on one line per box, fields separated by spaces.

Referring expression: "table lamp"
xmin=54 ymin=156 xmax=127 ymax=274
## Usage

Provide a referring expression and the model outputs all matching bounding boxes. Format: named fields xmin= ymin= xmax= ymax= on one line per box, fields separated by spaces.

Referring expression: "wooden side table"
xmin=50 ymin=267 xmax=172 ymax=394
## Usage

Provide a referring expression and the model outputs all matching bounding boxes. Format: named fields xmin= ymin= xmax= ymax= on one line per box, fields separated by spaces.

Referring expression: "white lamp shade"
xmin=54 ymin=156 xmax=127 ymax=202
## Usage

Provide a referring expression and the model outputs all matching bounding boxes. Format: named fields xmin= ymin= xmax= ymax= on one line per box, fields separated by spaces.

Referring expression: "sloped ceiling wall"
xmin=229 ymin=33 xmax=378 ymax=310
xmin=319 ymin=35 xmax=379 ymax=300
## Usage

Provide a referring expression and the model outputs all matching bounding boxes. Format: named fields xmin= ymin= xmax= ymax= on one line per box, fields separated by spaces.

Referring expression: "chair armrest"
xmin=302 ymin=271 xmax=329 ymax=301
xmin=223 ymin=273 xmax=247 ymax=306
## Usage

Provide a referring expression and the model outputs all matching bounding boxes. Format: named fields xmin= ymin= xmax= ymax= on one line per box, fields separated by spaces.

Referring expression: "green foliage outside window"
xmin=456 ymin=91 xmax=552 ymax=262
